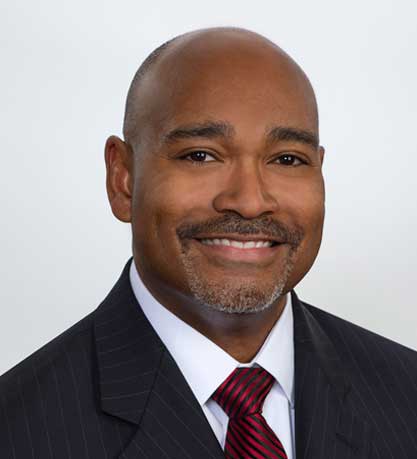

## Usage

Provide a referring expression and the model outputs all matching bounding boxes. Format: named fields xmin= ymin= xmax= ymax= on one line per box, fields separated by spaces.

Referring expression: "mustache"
xmin=176 ymin=213 xmax=304 ymax=249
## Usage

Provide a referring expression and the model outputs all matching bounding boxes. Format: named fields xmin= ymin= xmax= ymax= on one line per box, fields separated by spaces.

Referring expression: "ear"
xmin=104 ymin=135 xmax=133 ymax=223
xmin=319 ymin=146 xmax=325 ymax=165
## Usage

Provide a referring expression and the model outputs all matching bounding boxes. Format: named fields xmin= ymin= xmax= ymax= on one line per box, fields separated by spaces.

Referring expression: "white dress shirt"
xmin=129 ymin=261 xmax=295 ymax=458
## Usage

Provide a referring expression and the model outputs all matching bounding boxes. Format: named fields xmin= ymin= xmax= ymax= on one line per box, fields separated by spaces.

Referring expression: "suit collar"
xmin=94 ymin=259 xmax=371 ymax=458
xmin=129 ymin=258 xmax=295 ymax=408
xmin=93 ymin=258 xmax=164 ymax=425
xmin=292 ymin=290 xmax=350 ymax=400
xmin=93 ymin=258 xmax=224 ymax=458
xmin=292 ymin=291 xmax=372 ymax=458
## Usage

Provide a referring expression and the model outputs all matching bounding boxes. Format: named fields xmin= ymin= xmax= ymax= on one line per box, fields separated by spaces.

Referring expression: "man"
xmin=1 ymin=27 xmax=417 ymax=459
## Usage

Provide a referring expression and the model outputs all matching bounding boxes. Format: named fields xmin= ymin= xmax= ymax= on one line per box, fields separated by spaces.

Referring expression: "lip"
xmin=194 ymin=234 xmax=281 ymax=243
xmin=192 ymin=238 xmax=283 ymax=264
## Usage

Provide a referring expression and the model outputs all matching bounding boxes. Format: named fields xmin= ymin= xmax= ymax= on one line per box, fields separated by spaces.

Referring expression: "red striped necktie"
xmin=212 ymin=367 xmax=288 ymax=459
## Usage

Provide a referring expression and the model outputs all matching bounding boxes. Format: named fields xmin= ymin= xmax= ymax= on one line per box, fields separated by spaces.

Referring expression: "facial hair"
xmin=180 ymin=248 xmax=296 ymax=314
xmin=176 ymin=213 xmax=303 ymax=314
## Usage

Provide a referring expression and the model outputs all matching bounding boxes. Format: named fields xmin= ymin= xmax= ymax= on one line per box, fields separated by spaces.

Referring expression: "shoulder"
xmin=0 ymin=308 xmax=96 ymax=408
xmin=0 ymin=309 xmax=99 ymax=456
xmin=301 ymin=298 xmax=417 ymax=366
xmin=299 ymin=298 xmax=417 ymax=407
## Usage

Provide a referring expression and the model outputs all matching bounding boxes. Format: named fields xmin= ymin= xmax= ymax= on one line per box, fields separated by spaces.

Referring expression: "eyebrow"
xmin=161 ymin=120 xmax=319 ymax=149
xmin=267 ymin=126 xmax=319 ymax=149
xmin=162 ymin=121 xmax=235 ymax=144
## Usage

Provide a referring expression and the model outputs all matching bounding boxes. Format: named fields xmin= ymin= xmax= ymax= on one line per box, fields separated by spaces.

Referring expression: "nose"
xmin=212 ymin=162 xmax=280 ymax=219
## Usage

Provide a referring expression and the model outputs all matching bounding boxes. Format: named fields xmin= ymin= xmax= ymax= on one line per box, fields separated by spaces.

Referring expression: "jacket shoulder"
xmin=301 ymin=299 xmax=417 ymax=364
xmin=300 ymin=299 xmax=417 ymax=420
xmin=0 ymin=309 xmax=99 ymax=457
xmin=0 ymin=307 xmax=97 ymax=417
xmin=0 ymin=309 xmax=96 ymax=389
xmin=296 ymin=297 xmax=417 ymax=456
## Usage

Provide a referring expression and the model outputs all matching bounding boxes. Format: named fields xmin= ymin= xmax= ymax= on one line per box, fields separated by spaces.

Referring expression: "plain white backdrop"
xmin=1 ymin=0 xmax=416 ymax=375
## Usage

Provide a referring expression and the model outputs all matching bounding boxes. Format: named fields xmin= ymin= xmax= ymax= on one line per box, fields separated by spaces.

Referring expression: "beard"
xmin=176 ymin=213 xmax=303 ymax=314
xmin=179 ymin=246 xmax=297 ymax=314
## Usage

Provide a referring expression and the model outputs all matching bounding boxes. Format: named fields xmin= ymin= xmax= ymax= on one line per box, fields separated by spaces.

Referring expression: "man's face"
xmin=128 ymin=41 xmax=325 ymax=315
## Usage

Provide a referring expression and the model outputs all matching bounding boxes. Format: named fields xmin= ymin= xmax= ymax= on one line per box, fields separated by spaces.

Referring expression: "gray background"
xmin=1 ymin=0 xmax=416 ymax=375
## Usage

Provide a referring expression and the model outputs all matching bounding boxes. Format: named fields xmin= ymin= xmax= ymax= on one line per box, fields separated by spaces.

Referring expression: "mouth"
xmin=191 ymin=236 xmax=283 ymax=264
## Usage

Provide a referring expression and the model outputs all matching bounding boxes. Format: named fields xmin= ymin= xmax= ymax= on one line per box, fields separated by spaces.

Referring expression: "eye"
xmin=181 ymin=150 xmax=216 ymax=163
xmin=274 ymin=153 xmax=306 ymax=166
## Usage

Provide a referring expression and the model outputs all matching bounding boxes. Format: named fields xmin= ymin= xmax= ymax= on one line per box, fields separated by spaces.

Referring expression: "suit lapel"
xmin=94 ymin=259 xmax=372 ymax=458
xmin=292 ymin=291 xmax=372 ymax=458
xmin=121 ymin=350 xmax=225 ymax=459
xmin=94 ymin=259 xmax=224 ymax=459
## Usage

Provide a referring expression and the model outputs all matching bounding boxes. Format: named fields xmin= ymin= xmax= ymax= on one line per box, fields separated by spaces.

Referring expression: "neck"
xmin=137 ymin=264 xmax=287 ymax=363
xmin=186 ymin=296 xmax=287 ymax=362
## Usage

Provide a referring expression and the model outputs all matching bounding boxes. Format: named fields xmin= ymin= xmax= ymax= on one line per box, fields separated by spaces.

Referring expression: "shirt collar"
xmin=129 ymin=261 xmax=294 ymax=408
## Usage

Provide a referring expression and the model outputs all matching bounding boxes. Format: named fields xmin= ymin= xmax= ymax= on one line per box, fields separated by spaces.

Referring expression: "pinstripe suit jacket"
xmin=1 ymin=259 xmax=417 ymax=458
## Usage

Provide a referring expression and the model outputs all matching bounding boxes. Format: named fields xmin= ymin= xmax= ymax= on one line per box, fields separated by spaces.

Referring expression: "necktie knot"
xmin=212 ymin=367 xmax=274 ymax=419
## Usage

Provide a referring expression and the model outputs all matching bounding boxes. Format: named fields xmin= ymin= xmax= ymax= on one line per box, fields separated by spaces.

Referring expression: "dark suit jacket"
xmin=1 ymin=258 xmax=417 ymax=458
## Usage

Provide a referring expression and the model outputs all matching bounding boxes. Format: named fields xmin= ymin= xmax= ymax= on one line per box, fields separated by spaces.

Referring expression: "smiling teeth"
xmin=200 ymin=238 xmax=273 ymax=248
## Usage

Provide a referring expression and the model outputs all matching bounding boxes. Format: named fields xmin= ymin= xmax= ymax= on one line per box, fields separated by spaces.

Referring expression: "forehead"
xmin=135 ymin=35 xmax=318 ymax=144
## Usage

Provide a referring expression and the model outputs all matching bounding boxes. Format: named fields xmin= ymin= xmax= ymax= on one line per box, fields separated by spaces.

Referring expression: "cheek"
xmin=132 ymin=165 xmax=220 ymax=293
xmin=274 ymin=173 xmax=324 ymax=226
xmin=283 ymin=178 xmax=325 ymax=287
xmin=271 ymin=172 xmax=324 ymax=237
xmin=305 ymin=178 xmax=325 ymax=232
xmin=147 ymin=172 xmax=211 ymax=218
xmin=295 ymin=179 xmax=324 ymax=249
xmin=134 ymin=167 xmax=213 ymax=256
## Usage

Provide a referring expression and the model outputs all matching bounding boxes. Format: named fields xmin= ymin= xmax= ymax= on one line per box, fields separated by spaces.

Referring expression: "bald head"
xmin=123 ymin=27 xmax=319 ymax=151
